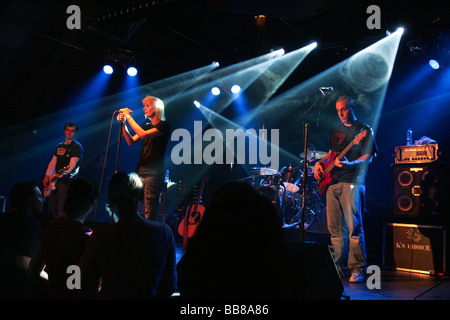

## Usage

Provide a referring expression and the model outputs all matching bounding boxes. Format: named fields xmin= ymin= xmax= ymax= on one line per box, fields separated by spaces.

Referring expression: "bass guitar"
xmin=44 ymin=166 xmax=70 ymax=198
xmin=317 ymin=129 xmax=367 ymax=194
xmin=178 ymin=175 xmax=209 ymax=250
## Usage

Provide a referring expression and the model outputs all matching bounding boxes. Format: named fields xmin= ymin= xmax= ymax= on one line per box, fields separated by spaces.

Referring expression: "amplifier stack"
xmin=386 ymin=143 xmax=449 ymax=274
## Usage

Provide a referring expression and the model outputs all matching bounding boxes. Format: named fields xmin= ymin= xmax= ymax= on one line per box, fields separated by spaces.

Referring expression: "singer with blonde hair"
xmin=117 ymin=96 xmax=170 ymax=220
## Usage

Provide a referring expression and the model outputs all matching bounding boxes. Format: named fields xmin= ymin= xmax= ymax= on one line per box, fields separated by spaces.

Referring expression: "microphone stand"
xmin=115 ymin=119 xmax=124 ymax=174
xmin=113 ymin=116 xmax=124 ymax=223
xmin=299 ymin=93 xmax=325 ymax=242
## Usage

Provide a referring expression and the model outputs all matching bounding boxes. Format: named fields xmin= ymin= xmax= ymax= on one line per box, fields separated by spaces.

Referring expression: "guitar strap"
xmin=350 ymin=122 xmax=367 ymax=142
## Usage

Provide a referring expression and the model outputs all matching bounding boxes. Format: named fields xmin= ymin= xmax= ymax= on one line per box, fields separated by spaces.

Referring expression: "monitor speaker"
xmin=286 ymin=242 xmax=343 ymax=300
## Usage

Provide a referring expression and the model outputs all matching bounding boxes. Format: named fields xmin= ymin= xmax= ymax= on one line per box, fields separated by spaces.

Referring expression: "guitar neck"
xmin=192 ymin=178 xmax=207 ymax=211
xmin=193 ymin=185 xmax=204 ymax=210
xmin=325 ymin=140 xmax=358 ymax=174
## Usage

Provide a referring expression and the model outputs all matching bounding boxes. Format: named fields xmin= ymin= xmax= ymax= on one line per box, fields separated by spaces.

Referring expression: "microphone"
xmin=114 ymin=108 xmax=134 ymax=114
xmin=319 ymin=87 xmax=333 ymax=94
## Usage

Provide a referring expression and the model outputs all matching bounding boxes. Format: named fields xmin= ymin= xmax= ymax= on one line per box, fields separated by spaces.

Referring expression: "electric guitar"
xmin=178 ymin=175 xmax=209 ymax=250
xmin=44 ymin=166 xmax=70 ymax=198
xmin=317 ymin=129 xmax=368 ymax=195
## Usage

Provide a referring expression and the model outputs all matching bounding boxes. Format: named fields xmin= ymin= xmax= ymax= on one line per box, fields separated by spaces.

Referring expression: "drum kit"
xmin=245 ymin=148 xmax=327 ymax=230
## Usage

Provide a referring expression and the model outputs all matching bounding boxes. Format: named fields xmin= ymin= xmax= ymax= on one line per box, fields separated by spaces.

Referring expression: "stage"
xmin=1 ymin=0 xmax=449 ymax=304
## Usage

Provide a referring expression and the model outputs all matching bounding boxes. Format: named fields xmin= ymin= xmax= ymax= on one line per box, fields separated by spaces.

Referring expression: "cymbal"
xmin=299 ymin=150 xmax=327 ymax=160
xmin=249 ymin=167 xmax=279 ymax=175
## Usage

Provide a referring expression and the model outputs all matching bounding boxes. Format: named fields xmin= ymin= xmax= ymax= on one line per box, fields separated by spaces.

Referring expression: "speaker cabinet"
xmin=383 ymin=223 xmax=447 ymax=275
xmin=391 ymin=163 xmax=450 ymax=225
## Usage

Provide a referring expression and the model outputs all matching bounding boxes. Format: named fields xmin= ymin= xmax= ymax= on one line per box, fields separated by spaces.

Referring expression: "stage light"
xmin=103 ymin=65 xmax=113 ymax=74
xmin=429 ymin=59 xmax=440 ymax=70
xmin=194 ymin=100 xmax=201 ymax=108
xmin=231 ymin=85 xmax=241 ymax=94
xmin=127 ymin=67 xmax=138 ymax=76
xmin=211 ymin=87 xmax=221 ymax=95
xmin=277 ymin=48 xmax=285 ymax=55
xmin=387 ymin=27 xmax=404 ymax=36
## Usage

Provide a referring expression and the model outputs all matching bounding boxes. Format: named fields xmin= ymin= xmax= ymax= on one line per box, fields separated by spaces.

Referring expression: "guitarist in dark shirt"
xmin=43 ymin=122 xmax=83 ymax=218
xmin=314 ymin=96 xmax=377 ymax=283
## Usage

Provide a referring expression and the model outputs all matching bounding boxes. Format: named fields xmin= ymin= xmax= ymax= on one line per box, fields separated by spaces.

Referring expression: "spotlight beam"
xmin=184 ymin=49 xmax=285 ymax=90
xmin=0 ymin=62 xmax=221 ymax=186
xmin=244 ymin=31 xmax=404 ymax=135
xmin=166 ymin=43 xmax=315 ymax=118
xmin=193 ymin=101 xmax=300 ymax=172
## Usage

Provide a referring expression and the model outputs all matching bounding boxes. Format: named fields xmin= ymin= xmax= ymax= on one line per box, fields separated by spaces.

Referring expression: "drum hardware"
xmin=280 ymin=163 xmax=301 ymax=194
xmin=256 ymin=171 xmax=324 ymax=230
xmin=250 ymin=163 xmax=325 ymax=231
xmin=285 ymin=186 xmax=324 ymax=230
xmin=249 ymin=167 xmax=279 ymax=176
xmin=299 ymin=150 xmax=327 ymax=161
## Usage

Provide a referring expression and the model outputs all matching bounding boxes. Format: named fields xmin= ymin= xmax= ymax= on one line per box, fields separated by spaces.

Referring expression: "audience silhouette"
xmin=80 ymin=171 xmax=177 ymax=299
xmin=28 ymin=178 xmax=99 ymax=299
xmin=177 ymin=180 xmax=291 ymax=299
xmin=0 ymin=181 xmax=44 ymax=299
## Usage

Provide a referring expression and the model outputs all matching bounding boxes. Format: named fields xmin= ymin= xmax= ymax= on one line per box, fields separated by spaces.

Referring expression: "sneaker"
xmin=349 ymin=270 xmax=366 ymax=283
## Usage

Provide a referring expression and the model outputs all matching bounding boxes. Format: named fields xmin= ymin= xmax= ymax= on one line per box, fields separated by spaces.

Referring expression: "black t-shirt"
xmin=136 ymin=120 xmax=170 ymax=177
xmin=53 ymin=140 xmax=83 ymax=183
xmin=328 ymin=120 xmax=378 ymax=184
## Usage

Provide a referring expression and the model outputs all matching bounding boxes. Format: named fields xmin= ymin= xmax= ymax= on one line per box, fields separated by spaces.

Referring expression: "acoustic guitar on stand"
xmin=317 ymin=129 xmax=367 ymax=195
xmin=43 ymin=166 xmax=70 ymax=198
xmin=178 ymin=175 xmax=209 ymax=250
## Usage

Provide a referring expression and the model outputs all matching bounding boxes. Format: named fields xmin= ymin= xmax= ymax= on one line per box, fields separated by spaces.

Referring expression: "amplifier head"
xmin=395 ymin=144 xmax=438 ymax=164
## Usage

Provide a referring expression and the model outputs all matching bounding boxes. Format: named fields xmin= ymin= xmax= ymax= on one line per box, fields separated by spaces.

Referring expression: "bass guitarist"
xmin=314 ymin=96 xmax=377 ymax=283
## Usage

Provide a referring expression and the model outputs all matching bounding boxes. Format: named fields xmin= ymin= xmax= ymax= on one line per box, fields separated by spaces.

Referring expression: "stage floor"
xmin=341 ymin=270 xmax=450 ymax=300
xmin=175 ymin=245 xmax=450 ymax=301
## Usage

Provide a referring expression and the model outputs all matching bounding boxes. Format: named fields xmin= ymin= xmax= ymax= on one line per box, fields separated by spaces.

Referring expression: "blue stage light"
xmin=429 ymin=59 xmax=440 ymax=70
xmin=127 ymin=67 xmax=138 ymax=76
xmin=211 ymin=87 xmax=221 ymax=96
xmin=103 ymin=65 xmax=113 ymax=74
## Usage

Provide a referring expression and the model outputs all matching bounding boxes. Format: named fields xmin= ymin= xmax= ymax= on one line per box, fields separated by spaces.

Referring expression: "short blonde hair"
xmin=142 ymin=95 xmax=165 ymax=120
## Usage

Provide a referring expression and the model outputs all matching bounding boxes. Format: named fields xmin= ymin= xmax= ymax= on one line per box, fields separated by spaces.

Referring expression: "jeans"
xmin=326 ymin=182 xmax=367 ymax=274
xmin=140 ymin=176 xmax=164 ymax=220
xmin=48 ymin=182 xmax=69 ymax=218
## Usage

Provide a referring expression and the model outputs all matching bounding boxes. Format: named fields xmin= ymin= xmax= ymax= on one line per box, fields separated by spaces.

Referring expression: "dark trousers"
xmin=48 ymin=182 xmax=69 ymax=218
xmin=140 ymin=176 xmax=164 ymax=220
